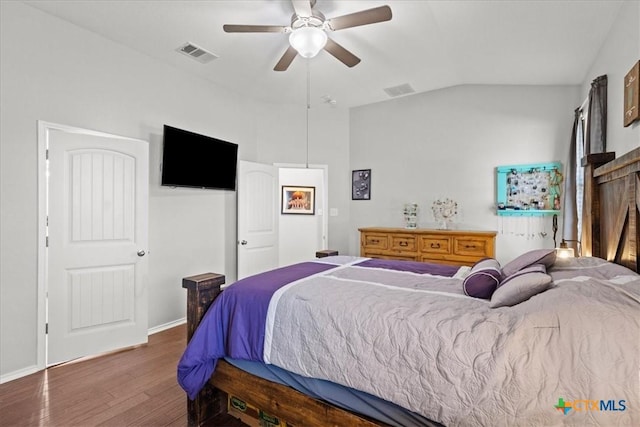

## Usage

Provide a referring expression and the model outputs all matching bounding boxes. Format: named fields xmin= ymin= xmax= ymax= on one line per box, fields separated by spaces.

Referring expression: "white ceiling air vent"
xmin=383 ymin=83 xmax=415 ymax=98
xmin=176 ymin=42 xmax=218 ymax=64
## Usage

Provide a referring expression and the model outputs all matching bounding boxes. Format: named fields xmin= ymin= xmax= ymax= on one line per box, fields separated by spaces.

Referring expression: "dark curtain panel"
xmin=580 ymin=74 xmax=607 ymax=250
xmin=585 ymin=75 xmax=607 ymax=154
xmin=562 ymin=109 xmax=580 ymax=247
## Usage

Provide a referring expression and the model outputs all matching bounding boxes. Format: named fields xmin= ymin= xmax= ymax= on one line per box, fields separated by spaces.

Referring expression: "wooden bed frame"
xmin=181 ymin=147 xmax=640 ymax=427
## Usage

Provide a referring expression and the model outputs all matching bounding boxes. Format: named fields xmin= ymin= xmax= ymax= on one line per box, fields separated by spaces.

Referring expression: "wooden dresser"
xmin=359 ymin=227 xmax=497 ymax=266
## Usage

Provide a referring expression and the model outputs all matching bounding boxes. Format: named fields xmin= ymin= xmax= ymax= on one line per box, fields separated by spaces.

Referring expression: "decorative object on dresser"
xmin=624 ymin=60 xmax=639 ymax=127
xmin=402 ymin=203 xmax=418 ymax=229
xmin=359 ymin=227 xmax=496 ymax=266
xmin=431 ymin=197 xmax=458 ymax=229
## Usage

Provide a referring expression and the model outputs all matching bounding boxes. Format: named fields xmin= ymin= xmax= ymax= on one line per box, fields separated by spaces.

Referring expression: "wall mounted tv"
xmin=161 ymin=125 xmax=238 ymax=190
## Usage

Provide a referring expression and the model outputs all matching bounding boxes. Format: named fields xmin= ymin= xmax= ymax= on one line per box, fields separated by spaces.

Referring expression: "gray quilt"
xmin=263 ymin=257 xmax=640 ymax=426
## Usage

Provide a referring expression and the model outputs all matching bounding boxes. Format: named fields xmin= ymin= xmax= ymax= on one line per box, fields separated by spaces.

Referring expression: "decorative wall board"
xmin=496 ymin=162 xmax=563 ymax=216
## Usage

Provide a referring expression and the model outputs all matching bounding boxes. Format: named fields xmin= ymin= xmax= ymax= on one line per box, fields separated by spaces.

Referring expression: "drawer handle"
xmin=370 ymin=239 xmax=380 ymax=244
xmin=430 ymin=243 xmax=441 ymax=249
xmin=465 ymin=244 xmax=477 ymax=249
xmin=399 ymin=241 xmax=408 ymax=247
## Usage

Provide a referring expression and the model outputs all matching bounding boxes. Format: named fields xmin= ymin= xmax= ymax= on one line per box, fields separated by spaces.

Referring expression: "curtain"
xmin=579 ymin=74 xmax=607 ymax=253
xmin=562 ymin=109 xmax=581 ymax=247
xmin=585 ymin=75 xmax=607 ymax=154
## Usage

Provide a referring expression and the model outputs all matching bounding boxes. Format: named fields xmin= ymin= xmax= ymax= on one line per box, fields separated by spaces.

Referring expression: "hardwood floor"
xmin=0 ymin=324 xmax=247 ymax=426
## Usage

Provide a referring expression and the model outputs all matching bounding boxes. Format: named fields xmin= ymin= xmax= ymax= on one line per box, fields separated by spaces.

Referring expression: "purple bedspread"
xmin=177 ymin=261 xmax=335 ymax=399
xmin=177 ymin=257 xmax=460 ymax=400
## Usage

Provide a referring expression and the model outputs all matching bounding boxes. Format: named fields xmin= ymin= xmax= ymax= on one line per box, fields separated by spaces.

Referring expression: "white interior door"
xmin=237 ymin=160 xmax=278 ymax=279
xmin=47 ymin=127 xmax=149 ymax=366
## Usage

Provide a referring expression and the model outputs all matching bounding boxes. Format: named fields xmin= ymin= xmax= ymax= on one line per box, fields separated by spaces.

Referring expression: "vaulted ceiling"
xmin=24 ymin=0 xmax=624 ymax=108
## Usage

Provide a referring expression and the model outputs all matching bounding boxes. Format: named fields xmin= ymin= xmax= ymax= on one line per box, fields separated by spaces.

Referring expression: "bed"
xmin=177 ymin=147 xmax=639 ymax=427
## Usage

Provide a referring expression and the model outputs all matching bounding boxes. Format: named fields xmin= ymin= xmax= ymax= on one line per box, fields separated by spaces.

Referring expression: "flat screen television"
xmin=161 ymin=125 xmax=238 ymax=190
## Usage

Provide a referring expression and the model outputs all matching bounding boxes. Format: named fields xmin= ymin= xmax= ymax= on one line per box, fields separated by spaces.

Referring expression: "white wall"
xmin=582 ymin=0 xmax=639 ymax=155
xmin=255 ymin=103 xmax=351 ymax=255
xmin=0 ymin=2 xmax=259 ymax=379
xmin=349 ymin=84 xmax=581 ymax=264
xmin=278 ymin=168 xmax=325 ymax=266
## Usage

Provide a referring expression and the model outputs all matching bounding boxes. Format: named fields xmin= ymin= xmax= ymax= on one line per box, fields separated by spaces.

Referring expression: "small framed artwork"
xmin=352 ymin=169 xmax=371 ymax=200
xmin=624 ymin=60 xmax=640 ymax=127
xmin=281 ymin=186 xmax=315 ymax=215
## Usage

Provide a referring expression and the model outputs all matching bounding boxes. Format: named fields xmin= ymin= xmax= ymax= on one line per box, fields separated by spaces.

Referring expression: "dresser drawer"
xmin=453 ymin=237 xmax=491 ymax=258
xmin=390 ymin=235 xmax=417 ymax=252
xmin=421 ymin=256 xmax=464 ymax=266
xmin=362 ymin=233 xmax=388 ymax=250
xmin=420 ymin=236 xmax=451 ymax=255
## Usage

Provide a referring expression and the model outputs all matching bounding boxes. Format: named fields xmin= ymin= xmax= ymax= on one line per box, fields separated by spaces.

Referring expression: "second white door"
xmin=237 ymin=160 xmax=279 ymax=279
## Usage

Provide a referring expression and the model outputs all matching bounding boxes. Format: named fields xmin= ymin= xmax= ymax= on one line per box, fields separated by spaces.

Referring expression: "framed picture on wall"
xmin=624 ymin=60 xmax=639 ymax=127
xmin=352 ymin=169 xmax=371 ymax=200
xmin=281 ymin=186 xmax=315 ymax=215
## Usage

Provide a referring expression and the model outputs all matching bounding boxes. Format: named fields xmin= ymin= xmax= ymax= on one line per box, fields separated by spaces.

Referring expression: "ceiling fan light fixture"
xmin=289 ymin=26 xmax=327 ymax=58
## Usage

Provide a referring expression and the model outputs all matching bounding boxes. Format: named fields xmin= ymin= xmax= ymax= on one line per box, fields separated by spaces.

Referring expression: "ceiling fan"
xmin=223 ymin=0 xmax=392 ymax=71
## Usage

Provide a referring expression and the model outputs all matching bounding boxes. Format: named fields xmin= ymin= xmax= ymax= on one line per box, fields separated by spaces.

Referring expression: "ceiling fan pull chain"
xmin=306 ymin=58 xmax=310 ymax=169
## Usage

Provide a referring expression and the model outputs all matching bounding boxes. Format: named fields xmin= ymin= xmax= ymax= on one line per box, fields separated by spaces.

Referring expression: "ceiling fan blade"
xmin=291 ymin=0 xmax=312 ymax=18
xmin=323 ymin=38 xmax=361 ymax=68
xmin=326 ymin=5 xmax=392 ymax=31
xmin=274 ymin=46 xmax=298 ymax=71
xmin=223 ymin=24 xmax=287 ymax=33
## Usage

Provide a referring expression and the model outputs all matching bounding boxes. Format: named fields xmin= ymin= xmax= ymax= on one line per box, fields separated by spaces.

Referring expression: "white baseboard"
xmin=0 ymin=364 xmax=40 ymax=384
xmin=148 ymin=317 xmax=186 ymax=335
xmin=1 ymin=319 xmax=186 ymax=384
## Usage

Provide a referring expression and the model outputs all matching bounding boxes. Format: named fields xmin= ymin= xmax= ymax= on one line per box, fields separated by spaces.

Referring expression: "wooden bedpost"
xmin=182 ymin=273 xmax=227 ymax=427
xmin=581 ymin=152 xmax=615 ymax=258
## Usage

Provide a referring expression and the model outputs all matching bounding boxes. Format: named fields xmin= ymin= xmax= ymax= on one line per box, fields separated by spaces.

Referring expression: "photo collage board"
xmin=496 ymin=162 xmax=563 ymax=216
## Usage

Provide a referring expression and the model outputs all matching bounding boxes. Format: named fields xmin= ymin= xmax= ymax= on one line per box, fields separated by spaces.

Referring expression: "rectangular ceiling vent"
xmin=383 ymin=83 xmax=415 ymax=98
xmin=176 ymin=42 xmax=218 ymax=64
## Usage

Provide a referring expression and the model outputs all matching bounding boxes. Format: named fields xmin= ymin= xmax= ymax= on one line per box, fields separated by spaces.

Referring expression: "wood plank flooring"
xmin=0 ymin=324 xmax=246 ymax=426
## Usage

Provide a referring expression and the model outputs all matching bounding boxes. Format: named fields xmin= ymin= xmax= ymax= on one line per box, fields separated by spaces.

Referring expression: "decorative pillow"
xmin=490 ymin=264 xmax=552 ymax=308
xmin=463 ymin=258 xmax=501 ymax=299
xmin=501 ymin=249 xmax=556 ymax=277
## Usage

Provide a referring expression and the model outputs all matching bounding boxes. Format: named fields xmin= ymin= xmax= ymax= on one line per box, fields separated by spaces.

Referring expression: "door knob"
xmin=137 ymin=250 xmax=146 ymax=257
xmin=240 ymin=240 xmax=248 ymax=245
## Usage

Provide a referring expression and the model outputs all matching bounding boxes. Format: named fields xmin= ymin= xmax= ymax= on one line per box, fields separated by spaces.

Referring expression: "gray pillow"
xmin=501 ymin=248 xmax=556 ymax=277
xmin=490 ymin=264 xmax=552 ymax=308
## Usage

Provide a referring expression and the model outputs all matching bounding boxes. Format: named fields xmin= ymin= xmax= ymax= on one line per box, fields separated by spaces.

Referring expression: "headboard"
xmin=582 ymin=146 xmax=640 ymax=272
